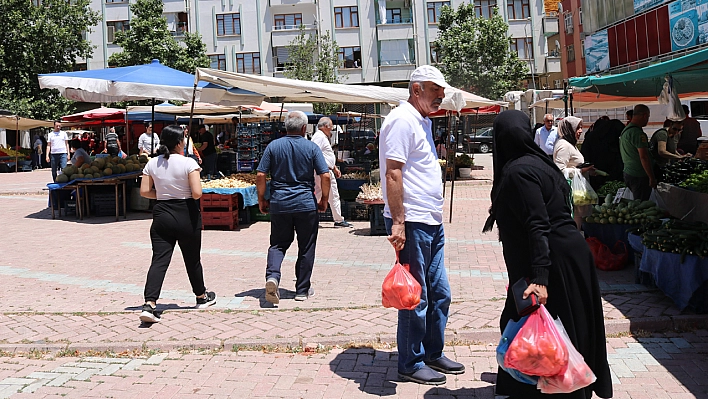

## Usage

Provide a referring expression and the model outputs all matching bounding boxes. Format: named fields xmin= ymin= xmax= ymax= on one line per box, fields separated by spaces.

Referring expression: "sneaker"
xmin=139 ymin=304 xmax=161 ymax=323
xmin=294 ymin=287 xmax=315 ymax=301
xmin=425 ymin=356 xmax=466 ymax=374
xmin=195 ymin=291 xmax=217 ymax=309
xmin=334 ymin=221 xmax=353 ymax=228
xmin=265 ymin=278 xmax=280 ymax=304
xmin=398 ymin=366 xmax=446 ymax=385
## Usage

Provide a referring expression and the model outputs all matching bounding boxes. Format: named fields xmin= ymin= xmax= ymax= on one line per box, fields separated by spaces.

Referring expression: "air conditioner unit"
xmin=107 ymin=26 xmax=115 ymax=43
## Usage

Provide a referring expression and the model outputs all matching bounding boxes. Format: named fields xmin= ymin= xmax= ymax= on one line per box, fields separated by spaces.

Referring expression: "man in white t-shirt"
xmin=534 ymin=114 xmax=559 ymax=156
xmin=138 ymin=122 xmax=160 ymax=156
xmin=46 ymin=120 xmax=70 ymax=182
xmin=312 ymin=117 xmax=351 ymax=228
xmin=379 ymin=65 xmax=464 ymax=385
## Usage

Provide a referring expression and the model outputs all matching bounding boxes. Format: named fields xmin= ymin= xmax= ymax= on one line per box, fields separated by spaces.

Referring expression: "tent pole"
xmin=151 ymin=98 xmax=156 ymax=155
xmin=125 ymin=110 xmax=130 ymax=156
xmin=442 ymin=113 xmax=451 ymax=198
xmin=14 ymin=116 xmax=19 ymax=173
xmin=563 ymin=81 xmax=569 ymax=117
xmin=569 ymin=92 xmax=574 ymax=116
xmin=187 ymin=83 xmax=198 ymax=143
xmin=448 ymin=113 xmax=456 ymax=223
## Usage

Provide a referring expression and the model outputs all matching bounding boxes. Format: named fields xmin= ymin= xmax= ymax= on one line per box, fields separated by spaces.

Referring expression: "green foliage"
xmin=0 ymin=0 xmax=101 ymax=119
xmin=434 ymin=3 xmax=528 ymax=100
xmin=108 ymin=0 xmax=208 ymax=74
xmin=284 ymin=28 xmax=341 ymax=115
xmin=454 ymin=153 xmax=474 ymax=167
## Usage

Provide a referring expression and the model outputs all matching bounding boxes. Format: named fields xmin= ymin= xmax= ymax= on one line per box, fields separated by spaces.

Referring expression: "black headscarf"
xmin=483 ymin=110 xmax=562 ymax=232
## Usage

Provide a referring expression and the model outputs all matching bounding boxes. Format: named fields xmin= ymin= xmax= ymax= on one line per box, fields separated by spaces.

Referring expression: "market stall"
xmin=0 ymin=114 xmax=53 ymax=172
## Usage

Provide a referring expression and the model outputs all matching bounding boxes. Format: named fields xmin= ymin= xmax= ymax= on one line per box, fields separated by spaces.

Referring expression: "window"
xmin=274 ymin=13 xmax=302 ymax=30
xmin=564 ymin=12 xmax=573 ymax=34
xmin=554 ymin=79 xmax=562 ymax=89
xmin=579 ymin=8 xmax=583 ymax=25
xmin=273 ymin=47 xmax=290 ymax=71
xmin=335 ymin=6 xmax=359 ymax=28
xmin=386 ymin=8 xmax=402 ymax=23
xmin=73 ymin=63 xmax=87 ymax=71
xmin=105 ymin=0 xmax=126 ymax=3
xmin=379 ymin=39 xmax=415 ymax=65
xmin=475 ymin=0 xmax=496 ymax=19
xmin=430 ymin=44 xmax=442 ymax=63
xmin=566 ymin=44 xmax=575 ymax=61
xmin=427 ymin=1 xmax=450 ymax=24
xmin=209 ymin=54 xmax=227 ymax=71
xmin=580 ymin=39 xmax=585 ymax=58
xmin=237 ymin=52 xmax=261 ymax=74
xmin=217 ymin=13 xmax=240 ymax=36
xmin=506 ymin=0 xmax=530 ymax=20
xmin=338 ymin=46 xmax=362 ymax=68
xmin=510 ymin=37 xmax=533 ymax=59
xmin=106 ymin=20 xmax=129 ymax=43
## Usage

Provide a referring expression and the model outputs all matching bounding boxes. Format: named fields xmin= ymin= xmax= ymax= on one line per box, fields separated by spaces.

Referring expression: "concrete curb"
xmin=1 ymin=314 xmax=705 ymax=355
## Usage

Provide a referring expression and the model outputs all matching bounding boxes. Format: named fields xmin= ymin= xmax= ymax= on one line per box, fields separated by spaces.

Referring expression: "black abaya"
xmin=487 ymin=111 xmax=612 ymax=399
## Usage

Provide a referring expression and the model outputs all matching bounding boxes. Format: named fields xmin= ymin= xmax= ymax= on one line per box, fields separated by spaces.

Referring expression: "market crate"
xmin=369 ymin=203 xmax=387 ymax=236
xmin=239 ymin=207 xmax=251 ymax=225
xmin=339 ymin=189 xmax=360 ymax=202
xmin=319 ymin=207 xmax=334 ymax=222
xmin=90 ymin=193 xmax=125 ymax=217
xmin=202 ymin=210 xmax=239 ymax=230
xmin=633 ymin=251 xmax=656 ymax=288
xmin=337 ymin=178 xmax=368 ymax=191
xmin=249 ymin=205 xmax=271 ymax=221
xmin=238 ymin=160 xmax=257 ymax=172
xmin=346 ymin=201 xmax=369 ymax=220
xmin=200 ymin=193 xmax=241 ymax=210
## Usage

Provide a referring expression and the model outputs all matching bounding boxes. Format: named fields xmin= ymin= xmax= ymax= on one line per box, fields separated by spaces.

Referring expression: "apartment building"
xmin=82 ymin=0 xmax=560 ymax=88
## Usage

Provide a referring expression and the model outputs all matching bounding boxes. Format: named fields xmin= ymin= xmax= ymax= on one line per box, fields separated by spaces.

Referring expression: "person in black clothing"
xmin=197 ymin=124 xmax=217 ymax=179
xmin=580 ymin=118 xmax=625 ymax=190
xmin=483 ymin=110 xmax=612 ymax=399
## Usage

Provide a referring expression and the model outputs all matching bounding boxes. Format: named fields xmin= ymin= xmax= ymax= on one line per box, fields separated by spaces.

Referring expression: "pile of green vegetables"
xmin=641 ymin=219 xmax=708 ymax=262
xmin=584 ymin=195 xmax=662 ymax=225
xmin=679 ymin=170 xmax=708 ymax=193
xmin=597 ymin=180 xmax=625 ymax=198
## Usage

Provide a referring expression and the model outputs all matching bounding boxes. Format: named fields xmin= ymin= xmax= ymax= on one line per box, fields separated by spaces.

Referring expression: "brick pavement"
xmin=1 ymin=161 xmax=708 ymax=397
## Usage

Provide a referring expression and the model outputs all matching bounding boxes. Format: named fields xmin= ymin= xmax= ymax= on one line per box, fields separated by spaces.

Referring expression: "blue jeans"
xmin=384 ymin=217 xmax=451 ymax=374
xmin=50 ymin=153 xmax=67 ymax=181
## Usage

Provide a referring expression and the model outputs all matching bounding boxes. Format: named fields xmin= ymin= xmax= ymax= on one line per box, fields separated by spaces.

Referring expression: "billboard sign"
xmin=669 ymin=0 xmax=699 ymax=51
xmin=585 ymin=30 xmax=611 ymax=74
xmin=635 ymin=0 xmax=671 ymax=14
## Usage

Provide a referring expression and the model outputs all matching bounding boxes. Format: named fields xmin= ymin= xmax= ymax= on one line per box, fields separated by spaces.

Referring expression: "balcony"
xmin=377 ymin=23 xmax=414 ymax=41
xmin=271 ymin=24 xmax=316 ymax=47
xmin=546 ymin=56 xmax=561 ymax=74
xmin=379 ymin=64 xmax=416 ymax=82
xmin=162 ymin=0 xmax=186 ymax=14
xmin=543 ymin=16 xmax=559 ymax=37
xmin=269 ymin=0 xmax=315 ymax=6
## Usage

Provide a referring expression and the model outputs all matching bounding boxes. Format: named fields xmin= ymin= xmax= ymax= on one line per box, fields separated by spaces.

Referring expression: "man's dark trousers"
xmin=266 ymin=211 xmax=319 ymax=296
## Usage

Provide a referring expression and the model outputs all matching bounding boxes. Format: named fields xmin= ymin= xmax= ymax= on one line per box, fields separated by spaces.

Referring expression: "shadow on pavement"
xmin=329 ymin=348 xmax=398 ymax=396
xmin=348 ymin=228 xmax=379 ymax=237
xmin=234 ymin=287 xmax=297 ymax=308
xmin=24 ymin=208 xmax=153 ymax=223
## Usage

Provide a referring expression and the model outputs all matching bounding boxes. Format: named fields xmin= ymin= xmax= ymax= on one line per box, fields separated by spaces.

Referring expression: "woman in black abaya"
xmin=484 ymin=110 xmax=612 ymax=399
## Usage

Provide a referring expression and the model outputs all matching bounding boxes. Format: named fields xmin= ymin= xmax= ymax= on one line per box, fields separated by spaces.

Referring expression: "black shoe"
xmin=139 ymin=303 xmax=160 ymax=323
xmin=398 ymin=366 xmax=446 ymax=385
xmin=334 ymin=221 xmax=353 ymax=228
xmin=195 ymin=291 xmax=217 ymax=309
xmin=425 ymin=356 xmax=465 ymax=374
xmin=265 ymin=278 xmax=280 ymax=304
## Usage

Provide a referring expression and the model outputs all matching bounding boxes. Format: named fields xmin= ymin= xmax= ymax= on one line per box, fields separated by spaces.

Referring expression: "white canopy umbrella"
xmin=0 ymin=115 xmax=53 ymax=172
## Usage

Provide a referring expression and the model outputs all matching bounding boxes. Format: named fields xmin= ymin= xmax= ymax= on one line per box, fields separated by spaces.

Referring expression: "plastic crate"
xmin=319 ymin=207 xmax=334 ymax=222
xmin=369 ymin=203 xmax=387 ymax=236
xmin=337 ymin=179 xmax=368 ymax=191
xmin=346 ymin=202 xmax=370 ymax=220
xmin=339 ymin=189 xmax=360 ymax=202
xmin=633 ymin=251 xmax=656 ymax=288
xmin=239 ymin=207 xmax=251 ymax=224
xmin=238 ymin=160 xmax=257 ymax=172
xmin=202 ymin=210 xmax=239 ymax=230
xmin=249 ymin=205 xmax=271 ymax=221
xmin=201 ymin=193 xmax=241 ymax=210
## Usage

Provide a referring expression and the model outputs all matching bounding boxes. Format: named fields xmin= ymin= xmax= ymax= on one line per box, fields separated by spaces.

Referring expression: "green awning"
xmin=569 ymin=48 xmax=708 ymax=97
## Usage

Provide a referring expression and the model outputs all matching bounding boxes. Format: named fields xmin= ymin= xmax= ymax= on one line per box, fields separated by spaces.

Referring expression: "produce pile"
xmin=596 ymin=181 xmax=625 ymax=198
xmin=202 ymin=173 xmax=261 ymax=189
xmin=0 ymin=147 xmax=30 ymax=158
xmin=584 ymin=195 xmax=662 ymax=225
xmin=641 ymin=219 xmax=708 ymax=262
xmin=55 ymin=155 xmax=147 ymax=183
xmin=340 ymin=172 xmax=369 ymax=180
xmin=679 ymin=170 xmax=708 ymax=193
xmin=356 ymin=183 xmax=382 ymax=202
xmin=661 ymin=158 xmax=708 ymax=185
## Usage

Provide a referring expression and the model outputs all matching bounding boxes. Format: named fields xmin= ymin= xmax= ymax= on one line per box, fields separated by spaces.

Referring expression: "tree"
xmin=284 ymin=28 xmax=341 ymax=115
xmin=109 ymin=0 xmax=208 ymax=74
xmin=0 ymin=0 xmax=101 ymax=119
xmin=434 ymin=4 xmax=528 ymax=100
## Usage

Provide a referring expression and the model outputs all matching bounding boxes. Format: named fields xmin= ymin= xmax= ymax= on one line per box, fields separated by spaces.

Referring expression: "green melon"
xmin=70 ymin=174 xmax=80 ymax=180
xmin=56 ymin=174 xmax=69 ymax=183
xmin=93 ymin=173 xmax=102 ymax=178
xmin=118 ymin=164 xmax=126 ymax=173
xmin=103 ymin=168 xmax=113 ymax=176
xmin=77 ymin=174 xmax=84 ymax=178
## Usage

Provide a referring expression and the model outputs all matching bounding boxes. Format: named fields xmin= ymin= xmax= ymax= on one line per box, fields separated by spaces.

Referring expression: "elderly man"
xmin=379 ymin=65 xmax=465 ymax=386
xmin=46 ymin=120 xmax=70 ymax=182
xmin=534 ymin=114 xmax=558 ymax=156
xmin=256 ymin=111 xmax=330 ymax=304
xmin=620 ymin=104 xmax=656 ymax=201
xmin=312 ymin=117 xmax=351 ymax=228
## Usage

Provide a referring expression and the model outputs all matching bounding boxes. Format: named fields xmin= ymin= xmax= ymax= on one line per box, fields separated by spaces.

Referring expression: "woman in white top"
xmin=138 ymin=125 xmax=216 ymax=323
xmin=553 ymin=116 xmax=596 ymax=230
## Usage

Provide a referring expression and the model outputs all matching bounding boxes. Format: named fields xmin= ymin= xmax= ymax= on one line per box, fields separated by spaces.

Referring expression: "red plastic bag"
xmin=504 ymin=305 xmax=569 ymax=377
xmin=586 ymin=237 xmax=628 ymax=271
xmin=537 ymin=316 xmax=596 ymax=393
xmin=381 ymin=254 xmax=421 ymax=310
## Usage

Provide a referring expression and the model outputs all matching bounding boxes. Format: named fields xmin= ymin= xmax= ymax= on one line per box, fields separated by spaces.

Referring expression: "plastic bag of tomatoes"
xmin=537 ymin=316 xmax=596 ymax=393
xmin=504 ymin=305 xmax=569 ymax=377
xmin=381 ymin=253 xmax=421 ymax=311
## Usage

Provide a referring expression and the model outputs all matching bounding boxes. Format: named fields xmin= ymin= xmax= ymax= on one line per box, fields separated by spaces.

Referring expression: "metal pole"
xmin=563 ymin=81 xmax=569 ymax=117
xmin=150 ymin=98 xmax=156 ymax=155
xmin=14 ymin=116 xmax=18 ymax=173
xmin=187 ymin=83 xmax=198 ymax=141
xmin=125 ymin=110 xmax=130 ymax=156
xmin=448 ymin=113 xmax=457 ymax=223
xmin=570 ymin=91 xmax=574 ymax=116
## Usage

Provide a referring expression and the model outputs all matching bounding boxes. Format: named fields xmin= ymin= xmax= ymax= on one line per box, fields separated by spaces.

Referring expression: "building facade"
xmin=81 ymin=0 xmax=561 ymax=89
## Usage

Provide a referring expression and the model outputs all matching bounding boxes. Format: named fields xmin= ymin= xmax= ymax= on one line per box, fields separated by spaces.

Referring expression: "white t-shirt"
xmin=379 ymin=101 xmax=444 ymax=225
xmin=311 ymin=130 xmax=336 ymax=168
xmin=138 ymin=133 xmax=160 ymax=154
xmin=143 ymin=154 xmax=202 ymax=200
xmin=48 ymin=130 xmax=69 ymax=154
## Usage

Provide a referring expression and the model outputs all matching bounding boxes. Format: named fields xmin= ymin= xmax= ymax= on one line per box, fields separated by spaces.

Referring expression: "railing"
xmin=548 ymin=50 xmax=560 ymax=57
xmin=379 ymin=59 xmax=415 ymax=66
xmin=273 ymin=23 xmax=316 ymax=31
xmin=376 ymin=17 xmax=413 ymax=24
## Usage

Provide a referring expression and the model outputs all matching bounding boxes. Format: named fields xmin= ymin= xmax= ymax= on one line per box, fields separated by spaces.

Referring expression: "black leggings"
xmin=144 ymin=199 xmax=206 ymax=303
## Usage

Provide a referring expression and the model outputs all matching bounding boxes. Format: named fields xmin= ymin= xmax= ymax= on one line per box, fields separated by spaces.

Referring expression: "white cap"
xmin=410 ymin=65 xmax=451 ymax=89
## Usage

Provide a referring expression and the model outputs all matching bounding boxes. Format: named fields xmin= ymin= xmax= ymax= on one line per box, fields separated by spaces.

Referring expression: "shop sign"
xmin=585 ymin=30 xmax=611 ymax=74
